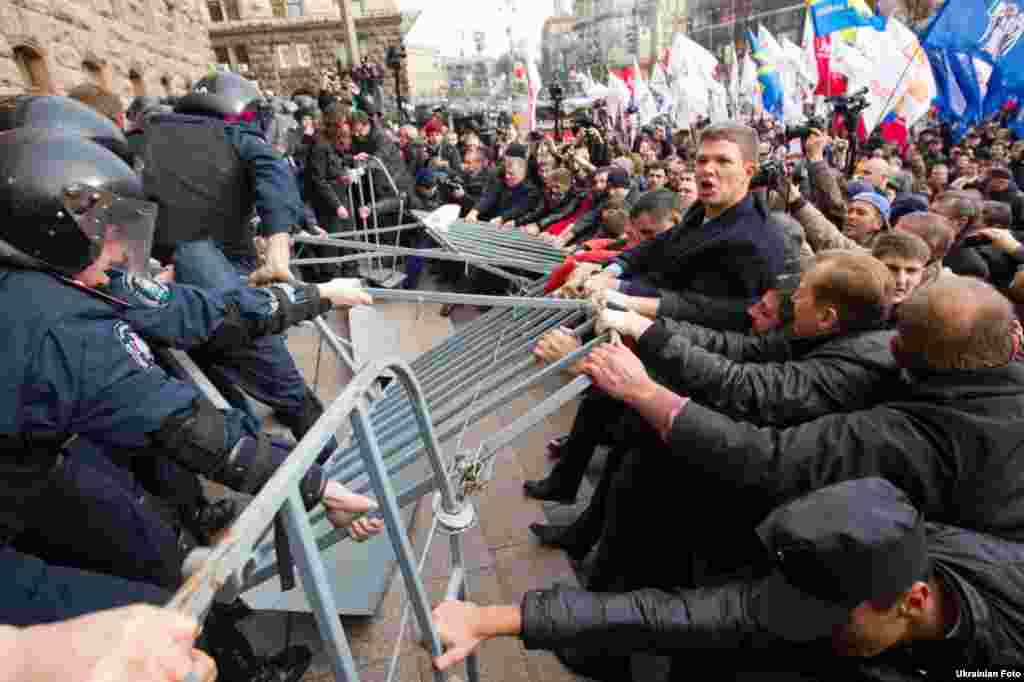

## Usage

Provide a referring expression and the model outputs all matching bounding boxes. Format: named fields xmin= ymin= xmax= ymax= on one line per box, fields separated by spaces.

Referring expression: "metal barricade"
xmin=171 ymin=288 xmax=608 ymax=682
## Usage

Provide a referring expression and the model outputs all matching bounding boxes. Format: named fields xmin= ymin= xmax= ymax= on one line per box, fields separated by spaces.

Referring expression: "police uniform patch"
xmin=115 ymin=322 xmax=156 ymax=369
xmin=125 ymin=274 xmax=171 ymax=308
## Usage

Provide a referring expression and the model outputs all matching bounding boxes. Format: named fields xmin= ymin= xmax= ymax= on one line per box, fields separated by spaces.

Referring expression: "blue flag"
xmin=927 ymin=48 xmax=987 ymax=141
xmin=807 ymin=0 xmax=887 ymax=36
xmin=746 ymin=29 xmax=784 ymax=119
xmin=923 ymin=0 xmax=1024 ymax=93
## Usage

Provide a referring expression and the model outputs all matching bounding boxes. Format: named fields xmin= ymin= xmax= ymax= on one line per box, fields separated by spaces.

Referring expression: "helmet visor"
xmin=62 ymin=186 xmax=157 ymax=275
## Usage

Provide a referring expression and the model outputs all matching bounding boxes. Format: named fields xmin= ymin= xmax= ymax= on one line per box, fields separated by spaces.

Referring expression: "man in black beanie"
xmin=431 ymin=477 xmax=1024 ymax=679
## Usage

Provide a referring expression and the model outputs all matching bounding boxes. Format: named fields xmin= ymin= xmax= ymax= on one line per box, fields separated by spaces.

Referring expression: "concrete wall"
xmin=0 ymin=0 xmax=214 ymax=99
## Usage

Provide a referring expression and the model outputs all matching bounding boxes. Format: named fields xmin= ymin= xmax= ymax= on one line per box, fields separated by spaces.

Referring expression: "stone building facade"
xmin=208 ymin=0 xmax=410 ymax=102
xmin=0 ymin=0 xmax=215 ymax=100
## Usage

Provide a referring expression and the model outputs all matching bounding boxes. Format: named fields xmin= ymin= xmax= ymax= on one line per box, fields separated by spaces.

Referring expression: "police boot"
xmin=201 ymin=604 xmax=313 ymax=682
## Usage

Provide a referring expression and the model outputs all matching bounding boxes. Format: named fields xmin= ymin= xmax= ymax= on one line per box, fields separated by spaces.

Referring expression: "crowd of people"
xmin=4 ymin=69 xmax=1024 ymax=681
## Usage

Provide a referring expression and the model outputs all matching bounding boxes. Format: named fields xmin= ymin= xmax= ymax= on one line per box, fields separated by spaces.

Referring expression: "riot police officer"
xmin=142 ymin=71 xmax=337 ymax=457
xmin=0 ymin=130 xmax=382 ymax=618
xmin=0 ymin=94 xmax=365 ymax=542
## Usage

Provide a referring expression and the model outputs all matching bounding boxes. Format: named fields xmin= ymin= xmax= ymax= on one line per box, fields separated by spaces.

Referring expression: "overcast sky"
xmin=399 ymin=0 xmax=555 ymax=59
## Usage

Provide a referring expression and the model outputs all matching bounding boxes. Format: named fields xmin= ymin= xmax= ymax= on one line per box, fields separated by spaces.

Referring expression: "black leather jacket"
xmin=520 ymin=523 xmax=1024 ymax=679
xmin=636 ymin=320 xmax=899 ymax=426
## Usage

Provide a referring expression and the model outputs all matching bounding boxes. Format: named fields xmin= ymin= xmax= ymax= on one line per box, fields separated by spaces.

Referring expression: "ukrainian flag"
xmin=747 ymin=29 xmax=784 ymax=119
xmin=807 ymin=0 xmax=887 ymax=37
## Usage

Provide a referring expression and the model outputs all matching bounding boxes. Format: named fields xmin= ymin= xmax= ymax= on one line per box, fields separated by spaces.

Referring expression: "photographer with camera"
xmin=798 ymin=128 xmax=848 ymax=227
xmin=451 ymin=148 xmax=495 ymax=217
xmin=572 ymin=116 xmax=610 ymax=168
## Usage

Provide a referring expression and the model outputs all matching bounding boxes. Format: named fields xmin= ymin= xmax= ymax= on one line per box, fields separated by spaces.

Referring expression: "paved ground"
xmin=234 ymin=270 xmax=599 ymax=682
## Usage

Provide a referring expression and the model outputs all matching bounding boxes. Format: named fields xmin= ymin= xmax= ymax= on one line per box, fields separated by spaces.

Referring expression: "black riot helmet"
xmin=126 ymin=95 xmax=164 ymax=122
xmin=0 ymin=94 xmax=133 ymax=164
xmin=175 ymin=71 xmax=264 ymax=119
xmin=0 ymin=128 xmax=158 ymax=277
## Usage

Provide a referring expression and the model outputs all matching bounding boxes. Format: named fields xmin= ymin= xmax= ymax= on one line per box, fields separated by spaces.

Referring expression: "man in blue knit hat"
xmin=845 ymin=191 xmax=891 ymax=246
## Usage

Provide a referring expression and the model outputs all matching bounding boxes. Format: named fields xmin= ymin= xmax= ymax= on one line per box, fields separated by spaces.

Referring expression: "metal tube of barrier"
xmin=328 ymin=310 xmax=585 ymax=472
xmin=423 ymin=224 xmax=544 ymax=283
xmin=367 ymin=310 xmax=572 ymax=423
xmin=328 ymin=224 xmax=423 ymax=239
xmin=442 ymin=228 xmax=567 ymax=261
xmin=350 ymin=405 xmax=447 ymax=682
xmin=338 ymin=312 xmax=574 ymax=456
xmin=438 ymin=236 xmax=567 ymax=264
xmin=292 ymin=235 xmax=554 ymax=275
xmin=327 ymin=333 xmax=608 ymax=490
xmin=441 ymin=226 xmax=566 ymax=255
xmin=245 ymin=355 xmax=596 ymax=593
xmin=329 ymin=304 xmax=583 ymax=457
xmin=444 ymin=222 xmax=568 ymax=252
xmin=171 ymin=357 xmax=459 ymax=654
xmin=362 ymin=288 xmax=592 ymax=311
xmin=280 ymin=490 xmax=363 ymax=682
xmin=367 ymin=307 xmax=562 ymax=413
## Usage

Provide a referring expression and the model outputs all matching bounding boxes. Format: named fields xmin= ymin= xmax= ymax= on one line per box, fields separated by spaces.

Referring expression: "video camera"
xmin=785 ymin=115 xmax=828 ymax=143
xmin=751 ymin=159 xmax=784 ymax=190
xmin=825 ymin=87 xmax=870 ymax=115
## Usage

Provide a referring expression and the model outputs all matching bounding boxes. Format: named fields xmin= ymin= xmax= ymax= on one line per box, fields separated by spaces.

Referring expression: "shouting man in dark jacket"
xmin=430 ymin=478 xmax=1024 ymax=681
xmin=581 ymin=275 xmax=1024 ymax=596
xmin=584 ymin=122 xmax=787 ymax=305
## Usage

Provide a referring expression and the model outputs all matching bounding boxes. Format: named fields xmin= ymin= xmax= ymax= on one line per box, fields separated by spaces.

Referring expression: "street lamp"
xmin=334 ymin=46 xmax=348 ymax=94
xmin=386 ymin=42 xmax=407 ymax=123
xmin=548 ymin=82 xmax=565 ymax=140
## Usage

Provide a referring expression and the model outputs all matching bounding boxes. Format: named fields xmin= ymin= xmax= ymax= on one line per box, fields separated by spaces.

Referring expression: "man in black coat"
xmin=581 ymin=275 xmax=1024 ymax=594
xmin=584 ymin=122 xmax=787 ymax=304
xmin=430 ymin=478 xmax=1024 ymax=681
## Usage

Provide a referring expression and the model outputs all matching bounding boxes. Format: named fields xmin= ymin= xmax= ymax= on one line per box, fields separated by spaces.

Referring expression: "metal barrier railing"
xmin=171 ymin=285 xmax=607 ymax=682
xmin=172 ymin=357 xmax=476 ymax=682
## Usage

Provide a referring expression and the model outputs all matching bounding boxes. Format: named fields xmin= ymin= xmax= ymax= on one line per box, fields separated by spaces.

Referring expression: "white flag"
xmin=858 ymin=17 xmax=932 ymax=134
xmin=527 ymin=58 xmax=542 ymax=132
xmin=633 ymin=58 xmax=659 ymax=126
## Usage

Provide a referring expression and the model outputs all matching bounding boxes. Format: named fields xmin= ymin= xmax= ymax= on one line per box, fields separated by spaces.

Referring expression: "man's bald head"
xmin=861 ymin=157 xmax=891 ymax=192
xmin=896 ymin=276 xmax=1019 ymax=370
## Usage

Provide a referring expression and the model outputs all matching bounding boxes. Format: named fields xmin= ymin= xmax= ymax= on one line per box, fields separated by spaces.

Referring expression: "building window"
xmin=353 ymin=0 xmax=367 ymax=16
xmin=356 ymin=32 xmax=369 ymax=59
xmin=129 ymin=68 xmax=146 ymax=97
xmin=207 ymin=1 xmax=239 ymax=22
xmin=277 ymin=44 xmax=294 ymax=68
xmin=82 ymin=58 xmax=104 ymax=87
xmin=271 ymin=0 xmax=285 ymax=18
xmin=13 ymin=44 xmax=54 ymax=94
xmin=287 ymin=0 xmax=302 ymax=17
xmin=234 ymin=45 xmax=251 ymax=73
xmin=295 ymin=43 xmax=312 ymax=67
xmin=214 ymin=46 xmax=231 ymax=70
